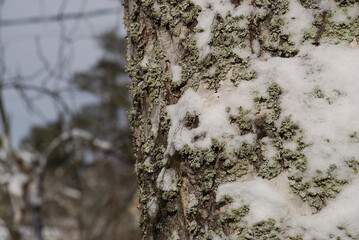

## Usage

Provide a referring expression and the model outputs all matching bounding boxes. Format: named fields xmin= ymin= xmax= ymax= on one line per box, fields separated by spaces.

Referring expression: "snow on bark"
xmin=166 ymin=43 xmax=359 ymax=239
xmin=124 ymin=0 xmax=359 ymax=239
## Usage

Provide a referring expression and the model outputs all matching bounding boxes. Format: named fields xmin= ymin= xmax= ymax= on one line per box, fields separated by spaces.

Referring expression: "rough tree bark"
xmin=123 ymin=0 xmax=359 ymax=239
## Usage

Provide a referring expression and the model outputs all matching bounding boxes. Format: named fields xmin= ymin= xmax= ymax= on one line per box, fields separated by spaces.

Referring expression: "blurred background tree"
xmin=18 ymin=30 xmax=140 ymax=240
xmin=0 ymin=1 xmax=141 ymax=238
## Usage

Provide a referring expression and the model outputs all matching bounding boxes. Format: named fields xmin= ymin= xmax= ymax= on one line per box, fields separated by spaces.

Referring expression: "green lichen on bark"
xmin=278 ymin=116 xmax=299 ymax=140
xmin=177 ymin=12 xmax=260 ymax=92
xmin=180 ymin=145 xmax=216 ymax=169
xmin=184 ymin=111 xmax=199 ymax=129
xmin=334 ymin=0 xmax=359 ymax=7
xmin=150 ymin=1 xmax=201 ymax=37
xmin=228 ymin=107 xmax=253 ymax=134
xmin=250 ymin=0 xmax=299 ymax=57
xmin=217 ymin=202 xmax=284 ymax=240
xmin=210 ymin=14 xmax=248 ymax=49
xmin=299 ymin=0 xmax=319 ymax=9
xmin=221 ymin=205 xmax=250 ymax=224
xmin=238 ymin=219 xmax=283 ymax=240
xmin=346 ymin=157 xmax=359 ymax=173
xmin=304 ymin=6 xmax=359 ymax=45
xmin=231 ymin=62 xmax=258 ymax=86
xmin=124 ymin=1 xmax=206 ymax=238
xmin=124 ymin=0 xmax=359 ymax=238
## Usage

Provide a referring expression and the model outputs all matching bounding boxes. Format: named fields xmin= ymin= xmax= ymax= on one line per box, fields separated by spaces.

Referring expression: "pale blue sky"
xmin=1 ymin=0 xmax=125 ymax=146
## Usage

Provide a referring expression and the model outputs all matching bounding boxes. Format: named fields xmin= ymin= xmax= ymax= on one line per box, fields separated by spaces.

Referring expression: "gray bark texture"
xmin=123 ymin=0 xmax=359 ymax=239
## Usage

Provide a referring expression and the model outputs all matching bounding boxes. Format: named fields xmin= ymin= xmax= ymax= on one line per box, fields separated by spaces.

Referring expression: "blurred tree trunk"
xmin=123 ymin=0 xmax=359 ymax=239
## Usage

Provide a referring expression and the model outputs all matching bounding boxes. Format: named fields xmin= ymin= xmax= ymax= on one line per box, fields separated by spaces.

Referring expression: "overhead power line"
xmin=0 ymin=8 xmax=119 ymax=27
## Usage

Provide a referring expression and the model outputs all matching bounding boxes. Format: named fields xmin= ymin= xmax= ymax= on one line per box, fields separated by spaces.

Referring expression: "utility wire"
xmin=1 ymin=8 xmax=119 ymax=27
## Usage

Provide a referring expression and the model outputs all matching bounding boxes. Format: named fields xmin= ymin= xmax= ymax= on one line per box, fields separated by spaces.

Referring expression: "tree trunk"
xmin=123 ymin=0 xmax=359 ymax=239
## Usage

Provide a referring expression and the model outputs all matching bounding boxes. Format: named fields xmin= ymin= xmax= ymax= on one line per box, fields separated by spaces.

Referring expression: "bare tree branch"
xmin=43 ymin=128 xmax=112 ymax=161
xmin=1 ymin=8 xmax=119 ymax=27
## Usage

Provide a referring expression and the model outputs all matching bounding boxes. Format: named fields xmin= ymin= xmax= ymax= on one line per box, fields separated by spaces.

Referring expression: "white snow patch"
xmin=171 ymin=64 xmax=182 ymax=82
xmin=216 ymin=177 xmax=359 ymax=239
xmin=261 ymin=137 xmax=277 ymax=159
xmin=283 ymin=141 xmax=298 ymax=151
xmin=253 ymin=44 xmax=359 ymax=178
xmin=167 ymin=43 xmax=359 ymax=180
xmin=332 ymin=3 xmax=359 ymax=23
xmin=166 ymin=84 xmax=257 ymax=155
xmin=147 ymin=197 xmax=158 ymax=218
xmin=232 ymin=47 xmax=252 ymax=59
xmin=332 ymin=9 xmax=348 ymax=22
xmin=140 ymin=56 xmax=149 ymax=67
xmin=192 ymin=0 xmax=252 ymax=59
xmin=210 ymin=43 xmax=359 ymax=239
xmin=319 ymin=0 xmax=337 ymax=11
xmin=284 ymin=0 xmax=315 ymax=45
xmin=346 ymin=3 xmax=359 ymax=18
xmin=150 ymin=104 xmax=161 ymax=135
xmin=156 ymin=168 xmax=178 ymax=191
xmin=217 ymin=178 xmax=289 ymax=224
